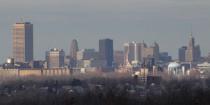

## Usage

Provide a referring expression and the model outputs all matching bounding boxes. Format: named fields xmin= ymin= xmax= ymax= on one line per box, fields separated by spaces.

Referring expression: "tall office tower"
xmin=185 ymin=34 xmax=201 ymax=62
xmin=137 ymin=43 xmax=143 ymax=62
xmin=46 ymin=48 xmax=65 ymax=69
xmin=124 ymin=42 xmax=142 ymax=66
xmin=185 ymin=34 xmax=195 ymax=62
xmin=140 ymin=42 xmax=147 ymax=61
xmin=69 ymin=39 xmax=79 ymax=68
xmin=124 ymin=42 xmax=135 ymax=65
xmin=12 ymin=22 xmax=33 ymax=63
xmin=99 ymin=38 xmax=114 ymax=68
xmin=194 ymin=45 xmax=201 ymax=61
xmin=178 ymin=46 xmax=187 ymax=62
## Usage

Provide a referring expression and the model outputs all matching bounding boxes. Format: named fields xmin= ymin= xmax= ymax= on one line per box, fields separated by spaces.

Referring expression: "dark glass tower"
xmin=178 ymin=46 xmax=187 ymax=62
xmin=99 ymin=38 xmax=114 ymax=68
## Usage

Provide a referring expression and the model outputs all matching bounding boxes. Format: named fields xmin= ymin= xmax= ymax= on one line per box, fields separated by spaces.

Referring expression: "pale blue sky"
xmin=0 ymin=0 xmax=210 ymax=62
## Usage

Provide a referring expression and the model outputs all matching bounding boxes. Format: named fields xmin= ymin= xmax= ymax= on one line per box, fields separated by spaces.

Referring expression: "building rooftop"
xmin=168 ymin=62 xmax=180 ymax=68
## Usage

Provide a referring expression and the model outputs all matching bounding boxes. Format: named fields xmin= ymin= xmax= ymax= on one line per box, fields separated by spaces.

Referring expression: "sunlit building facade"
xmin=99 ymin=38 xmax=114 ymax=68
xmin=46 ymin=48 xmax=65 ymax=69
xmin=12 ymin=22 xmax=33 ymax=63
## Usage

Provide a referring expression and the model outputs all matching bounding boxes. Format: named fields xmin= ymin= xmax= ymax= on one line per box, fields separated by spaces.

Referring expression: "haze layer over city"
xmin=0 ymin=0 xmax=210 ymax=61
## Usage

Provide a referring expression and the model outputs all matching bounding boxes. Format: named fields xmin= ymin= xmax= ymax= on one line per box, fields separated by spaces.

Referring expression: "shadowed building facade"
xmin=12 ymin=22 xmax=33 ymax=63
xmin=179 ymin=46 xmax=187 ymax=62
xmin=99 ymin=38 xmax=114 ymax=68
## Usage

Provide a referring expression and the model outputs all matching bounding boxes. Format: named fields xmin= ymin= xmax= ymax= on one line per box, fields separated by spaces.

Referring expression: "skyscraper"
xmin=69 ymin=39 xmax=79 ymax=68
xmin=185 ymin=34 xmax=195 ymax=62
xmin=124 ymin=42 xmax=142 ymax=66
xmin=46 ymin=48 xmax=65 ymax=69
xmin=141 ymin=42 xmax=159 ymax=65
xmin=185 ymin=34 xmax=201 ymax=62
xmin=124 ymin=42 xmax=135 ymax=65
xmin=194 ymin=45 xmax=201 ymax=61
xmin=99 ymin=38 xmax=114 ymax=68
xmin=179 ymin=34 xmax=201 ymax=63
xmin=12 ymin=22 xmax=33 ymax=63
xmin=124 ymin=41 xmax=160 ymax=67
xmin=178 ymin=46 xmax=187 ymax=62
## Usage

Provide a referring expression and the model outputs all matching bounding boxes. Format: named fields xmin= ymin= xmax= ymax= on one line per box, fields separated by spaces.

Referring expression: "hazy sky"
xmin=0 ymin=0 xmax=210 ymax=62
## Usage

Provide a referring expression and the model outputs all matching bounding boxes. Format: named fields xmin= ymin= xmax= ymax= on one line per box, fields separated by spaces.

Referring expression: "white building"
xmin=168 ymin=62 xmax=185 ymax=78
xmin=197 ymin=62 xmax=210 ymax=79
xmin=197 ymin=62 xmax=210 ymax=70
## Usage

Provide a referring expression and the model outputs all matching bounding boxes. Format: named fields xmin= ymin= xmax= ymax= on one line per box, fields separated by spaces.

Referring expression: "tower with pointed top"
xmin=185 ymin=33 xmax=195 ymax=62
xmin=185 ymin=33 xmax=201 ymax=62
xmin=69 ymin=39 xmax=79 ymax=68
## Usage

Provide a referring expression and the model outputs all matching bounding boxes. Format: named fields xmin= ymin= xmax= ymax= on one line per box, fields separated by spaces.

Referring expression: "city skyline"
xmin=0 ymin=22 xmax=208 ymax=63
xmin=0 ymin=1 xmax=210 ymax=105
xmin=0 ymin=0 xmax=210 ymax=62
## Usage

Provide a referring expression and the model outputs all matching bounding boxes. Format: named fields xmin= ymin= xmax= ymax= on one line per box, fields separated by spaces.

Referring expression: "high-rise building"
xmin=185 ymin=34 xmax=195 ymax=62
xmin=46 ymin=48 xmax=65 ymax=69
xmin=179 ymin=46 xmax=187 ymax=62
xmin=185 ymin=34 xmax=201 ymax=62
xmin=194 ymin=45 xmax=201 ymax=61
xmin=142 ymin=42 xmax=159 ymax=64
xmin=99 ymin=38 xmax=114 ymax=68
xmin=69 ymin=39 xmax=79 ymax=68
xmin=124 ymin=41 xmax=160 ymax=67
xmin=124 ymin=42 xmax=142 ymax=66
xmin=12 ymin=22 xmax=33 ymax=63
xmin=124 ymin=42 xmax=135 ymax=65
